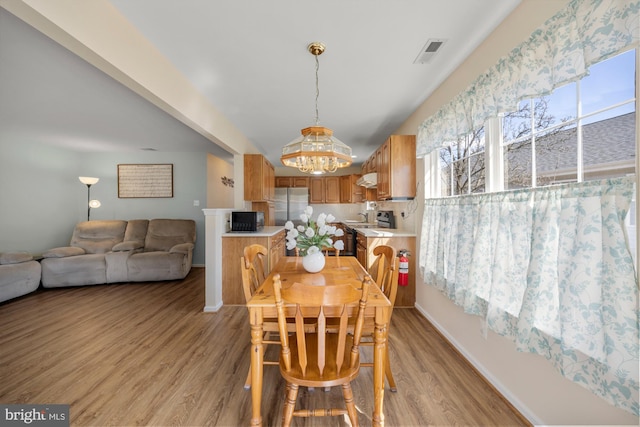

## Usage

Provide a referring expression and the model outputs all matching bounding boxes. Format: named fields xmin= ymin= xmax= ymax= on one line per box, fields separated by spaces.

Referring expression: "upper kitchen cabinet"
xmin=309 ymin=176 xmax=340 ymax=204
xmin=275 ymin=176 xmax=310 ymax=188
xmin=340 ymin=174 xmax=364 ymax=203
xmin=376 ymin=135 xmax=416 ymax=200
xmin=244 ymin=154 xmax=275 ymax=201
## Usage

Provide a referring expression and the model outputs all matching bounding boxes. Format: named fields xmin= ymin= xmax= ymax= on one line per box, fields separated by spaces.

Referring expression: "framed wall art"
xmin=117 ymin=164 xmax=173 ymax=198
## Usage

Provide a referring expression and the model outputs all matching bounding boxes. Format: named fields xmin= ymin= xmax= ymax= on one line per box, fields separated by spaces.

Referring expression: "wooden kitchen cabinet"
xmin=309 ymin=177 xmax=325 ymax=203
xmin=309 ymin=176 xmax=340 ymax=203
xmin=244 ymin=154 xmax=275 ymax=201
xmin=376 ymin=135 xmax=416 ymax=200
xmin=325 ymin=176 xmax=340 ymax=203
xmin=340 ymin=174 xmax=364 ymax=203
xmin=269 ymin=229 xmax=286 ymax=268
xmin=275 ymin=176 xmax=311 ymax=188
xmin=222 ymin=229 xmax=286 ymax=304
xmin=275 ymin=177 xmax=292 ymax=187
xmin=292 ymin=177 xmax=310 ymax=188
xmin=356 ymin=232 xmax=367 ymax=267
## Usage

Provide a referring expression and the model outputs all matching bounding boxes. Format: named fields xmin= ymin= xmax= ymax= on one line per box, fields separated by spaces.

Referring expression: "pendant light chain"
xmin=314 ymin=53 xmax=320 ymax=126
xmin=280 ymin=42 xmax=352 ymax=174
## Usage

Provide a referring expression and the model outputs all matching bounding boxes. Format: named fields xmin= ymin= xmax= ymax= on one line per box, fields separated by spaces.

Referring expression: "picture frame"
xmin=117 ymin=164 xmax=173 ymax=198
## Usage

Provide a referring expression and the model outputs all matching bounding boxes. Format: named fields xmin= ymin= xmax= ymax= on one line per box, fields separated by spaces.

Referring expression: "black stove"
xmin=376 ymin=211 xmax=396 ymax=229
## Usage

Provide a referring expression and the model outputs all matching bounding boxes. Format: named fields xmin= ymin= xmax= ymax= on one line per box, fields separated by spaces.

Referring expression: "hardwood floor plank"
xmin=0 ymin=267 xmax=529 ymax=426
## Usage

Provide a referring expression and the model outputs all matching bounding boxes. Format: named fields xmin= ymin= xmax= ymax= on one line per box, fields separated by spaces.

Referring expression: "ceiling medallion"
xmin=281 ymin=42 xmax=352 ymax=175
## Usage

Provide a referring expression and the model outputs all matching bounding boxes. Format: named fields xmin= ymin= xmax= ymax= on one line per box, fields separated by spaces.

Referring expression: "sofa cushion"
xmin=0 ymin=252 xmax=33 ymax=265
xmin=43 ymin=247 xmax=85 ymax=258
xmin=144 ymin=219 xmax=196 ymax=252
xmin=124 ymin=219 xmax=149 ymax=242
xmin=71 ymin=220 xmax=127 ymax=254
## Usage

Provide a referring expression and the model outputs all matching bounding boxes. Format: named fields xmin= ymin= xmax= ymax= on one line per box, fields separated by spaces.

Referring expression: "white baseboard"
xmin=192 ymin=263 xmax=205 ymax=268
xmin=203 ymin=302 xmax=223 ymax=312
xmin=414 ymin=303 xmax=539 ymax=425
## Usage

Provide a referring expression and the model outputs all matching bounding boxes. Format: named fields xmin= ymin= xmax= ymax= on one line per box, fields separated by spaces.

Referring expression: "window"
xmin=438 ymin=127 xmax=486 ymax=196
xmin=502 ymin=50 xmax=636 ymax=189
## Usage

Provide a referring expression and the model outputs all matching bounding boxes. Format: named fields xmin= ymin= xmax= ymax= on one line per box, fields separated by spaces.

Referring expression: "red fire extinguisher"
xmin=398 ymin=250 xmax=409 ymax=286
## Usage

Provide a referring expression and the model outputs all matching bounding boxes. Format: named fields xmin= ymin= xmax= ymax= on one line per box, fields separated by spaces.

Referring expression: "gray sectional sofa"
xmin=0 ymin=252 xmax=41 ymax=303
xmin=41 ymin=219 xmax=196 ymax=288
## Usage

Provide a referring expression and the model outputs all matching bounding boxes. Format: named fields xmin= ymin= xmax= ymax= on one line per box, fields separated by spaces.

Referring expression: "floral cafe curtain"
xmin=417 ymin=0 xmax=640 ymax=157
xmin=419 ymin=177 xmax=639 ymax=414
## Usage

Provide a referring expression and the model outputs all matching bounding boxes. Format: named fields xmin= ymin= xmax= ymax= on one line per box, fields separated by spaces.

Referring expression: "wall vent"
xmin=413 ymin=39 xmax=447 ymax=64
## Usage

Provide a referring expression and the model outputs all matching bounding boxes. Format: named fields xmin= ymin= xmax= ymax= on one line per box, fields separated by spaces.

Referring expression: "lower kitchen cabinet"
xmin=356 ymin=231 xmax=415 ymax=307
xmin=221 ymin=228 xmax=285 ymax=305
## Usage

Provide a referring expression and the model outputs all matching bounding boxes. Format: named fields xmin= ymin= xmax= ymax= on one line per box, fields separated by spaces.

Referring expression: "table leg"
xmin=372 ymin=306 xmax=388 ymax=426
xmin=249 ymin=308 xmax=264 ymax=427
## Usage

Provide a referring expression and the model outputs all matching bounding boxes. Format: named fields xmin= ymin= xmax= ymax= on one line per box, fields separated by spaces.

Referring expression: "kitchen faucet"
xmin=358 ymin=212 xmax=368 ymax=222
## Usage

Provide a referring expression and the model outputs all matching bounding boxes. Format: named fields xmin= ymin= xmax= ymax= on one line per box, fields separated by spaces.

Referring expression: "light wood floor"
xmin=0 ymin=267 xmax=529 ymax=426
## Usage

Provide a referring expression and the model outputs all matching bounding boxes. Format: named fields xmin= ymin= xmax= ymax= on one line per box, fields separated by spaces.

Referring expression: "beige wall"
xmin=207 ymin=154 xmax=235 ymax=208
xmin=396 ymin=0 xmax=638 ymax=425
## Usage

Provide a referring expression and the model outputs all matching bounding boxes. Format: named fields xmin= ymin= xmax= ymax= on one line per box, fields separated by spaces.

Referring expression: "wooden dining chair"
xmin=241 ymin=244 xmax=317 ymax=389
xmin=241 ymin=244 xmax=278 ymax=389
xmin=272 ymin=273 xmax=372 ymax=426
xmin=361 ymin=245 xmax=399 ymax=392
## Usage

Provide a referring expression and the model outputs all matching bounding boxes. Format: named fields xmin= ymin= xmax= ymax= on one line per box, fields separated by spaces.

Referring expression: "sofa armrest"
xmin=42 ymin=247 xmax=85 ymax=258
xmin=112 ymin=240 xmax=144 ymax=252
xmin=0 ymin=251 xmax=34 ymax=265
xmin=169 ymin=242 xmax=195 ymax=255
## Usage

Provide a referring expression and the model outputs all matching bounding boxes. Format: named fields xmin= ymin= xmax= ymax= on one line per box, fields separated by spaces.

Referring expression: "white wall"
xmin=395 ymin=1 xmax=639 ymax=425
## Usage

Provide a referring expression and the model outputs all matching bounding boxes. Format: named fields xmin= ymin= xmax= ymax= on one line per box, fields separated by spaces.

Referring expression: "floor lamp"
xmin=79 ymin=176 xmax=101 ymax=221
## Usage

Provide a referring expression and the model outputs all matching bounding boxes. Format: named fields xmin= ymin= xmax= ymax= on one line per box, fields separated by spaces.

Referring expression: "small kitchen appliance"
xmin=231 ymin=211 xmax=264 ymax=232
xmin=376 ymin=211 xmax=396 ymax=229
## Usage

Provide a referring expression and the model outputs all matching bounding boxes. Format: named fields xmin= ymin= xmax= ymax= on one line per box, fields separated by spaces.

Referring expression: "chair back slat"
xmin=295 ymin=306 xmax=308 ymax=375
xmin=373 ymin=245 xmax=399 ymax=307
xmin=317 ymin=309 xmax=326 ymax=376
xmin=335 ymin=307 xmax=348 ymax=374
xmin=241 ymin=244 xmax=268 ymax=303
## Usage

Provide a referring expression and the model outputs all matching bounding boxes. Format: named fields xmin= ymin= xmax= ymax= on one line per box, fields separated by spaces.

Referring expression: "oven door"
xmin=343 ymin=226 xmax=356 ymax=256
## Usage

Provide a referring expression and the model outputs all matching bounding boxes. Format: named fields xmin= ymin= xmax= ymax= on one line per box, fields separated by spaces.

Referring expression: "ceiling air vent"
xmin=413 ymin=39 xmax=447 ymax=64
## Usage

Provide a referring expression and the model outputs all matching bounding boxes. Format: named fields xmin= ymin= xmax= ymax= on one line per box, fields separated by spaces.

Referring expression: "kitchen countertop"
xmin=222 ymin=226 xmax=285 ymax=237
xmin=338 ymin=220 xmax=416 ymax=237
xmin=351 ymin=227 xmax=416 ymax=237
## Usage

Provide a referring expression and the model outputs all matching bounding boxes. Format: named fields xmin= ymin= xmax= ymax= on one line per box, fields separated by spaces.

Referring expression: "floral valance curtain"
xmin=419 ymin=177 xmax=639 ymax=415
xmin=417 ymin=0 xmax=640 ymax=157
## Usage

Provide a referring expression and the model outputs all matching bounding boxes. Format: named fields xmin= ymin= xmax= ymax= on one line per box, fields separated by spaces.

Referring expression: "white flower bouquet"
xmin=284 ymin=206 xmax=344 ymax=256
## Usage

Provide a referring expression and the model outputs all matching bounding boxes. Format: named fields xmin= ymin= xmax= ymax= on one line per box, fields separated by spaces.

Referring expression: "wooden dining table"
xmin=246 ymin=255 xmax=392 ymax=426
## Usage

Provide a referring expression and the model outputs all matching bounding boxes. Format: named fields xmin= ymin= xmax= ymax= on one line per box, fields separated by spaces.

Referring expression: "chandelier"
xmin=281 ymin=42 xmax=352 ymax=174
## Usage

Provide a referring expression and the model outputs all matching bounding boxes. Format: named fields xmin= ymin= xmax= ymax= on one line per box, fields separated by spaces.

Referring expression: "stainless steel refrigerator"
xmin=274 ymin=187 xmax=310 ymax=227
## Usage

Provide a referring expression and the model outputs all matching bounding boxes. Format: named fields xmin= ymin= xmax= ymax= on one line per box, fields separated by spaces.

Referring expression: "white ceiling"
xmin=1 ymin=1 xmax=521 ymax=167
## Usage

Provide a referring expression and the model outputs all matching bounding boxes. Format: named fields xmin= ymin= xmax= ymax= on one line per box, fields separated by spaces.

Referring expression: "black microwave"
xmin=231 ymin=211 xmax=264 ymax=232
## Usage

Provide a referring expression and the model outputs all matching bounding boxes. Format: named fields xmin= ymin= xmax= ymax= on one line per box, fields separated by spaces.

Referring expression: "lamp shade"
xmin=281 ymin=126 xmax=352 ymax=174
xmin=89 ymin=199 xmax=101 ymax=208
xmin=79 ymin=176 xmax=99 ymax=185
